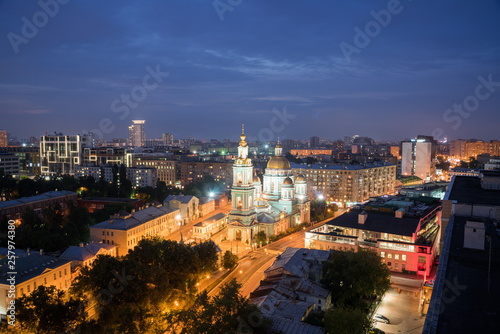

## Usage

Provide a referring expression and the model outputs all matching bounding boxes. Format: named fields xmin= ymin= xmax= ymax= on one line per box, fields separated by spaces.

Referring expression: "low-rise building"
xmin=192 ymin=212 xmax=227 ymax=240
xmin=77 ymin=197 xmax=143 ymax=213
xmin=0 ymin=191 xmax=77 ymax=222
xmin=60 ymin=242 xmax=117 ymax=278
xmin=90 ymin=204 xmax=181 ymax=256
xmin=250 ymin=248 xmax=330 ymax=334
xmin=0 ymin=153 xmax=20 ymax=179
xmin=163 ymin=195 xmax=199 ymax=225
xmin=198 ymin=197 xmax=216 ymax=217
xmin=0 ymin=251 xmax=72 ymax=321
xmin=305 ymin=196 xmax=441 ymax=276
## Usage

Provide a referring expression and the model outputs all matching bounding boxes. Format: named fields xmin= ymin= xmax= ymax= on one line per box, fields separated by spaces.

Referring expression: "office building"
xmin=82 ymin=147 xmax=127 ymax=166
xmin=128 ymin=120 xmax=146 ymax=147
xmin=305 ymin=196 xmax=441 ymax=277
xmin=178 ymin=160 xmax=233 ymax=188
xmin=40 ymin=133 xmax=94 ymax=177
xmin=163 ymin=133 xmax=174 ymax=146
xmin=401 ymin=135 xmax=437 ymax=181
xmin=133 ymin=157 xmax=176 ymax=186
xmin=292 ymin=162 xmax=396 ymax=208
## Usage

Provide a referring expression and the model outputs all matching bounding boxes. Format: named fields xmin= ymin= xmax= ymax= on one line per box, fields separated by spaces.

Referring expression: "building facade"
xmin=74 ymin=165 xmax=157 ymax=188
xmin=0 ymin=130 xmax=7 ymax=148
xmin=401 ymin=136 xmax=437 ymax=181
xmin=227 ymin=127 xmax=310 ymax=242
xmin=450 ymin=139 xmax=500 ymax=160
xmin=178 ymin=160 xmax=233 ymax=189
xmin=292 ymin=162 xmax=396 ymax=208
xmin=305 ymin=196 xmax=441 ymax=276
xmin=0 ymin=153 xmax=20 ymax=179
xmin=163 ymin=195 xmax=199 ymax=225
xmin=133 ymin=157 xmax=176 ymax=186
xmin=0 ymin=191 xmax=77 ymax=222
xmin=90 ymin=204 xmax=181 ymax=257
xmin=128 ymin=120 xmax=146 ymax=147
xmin=40 ymin=133 xmax=94 ymax=177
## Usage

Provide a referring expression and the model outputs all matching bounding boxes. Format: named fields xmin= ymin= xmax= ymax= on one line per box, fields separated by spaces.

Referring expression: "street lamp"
xmin=317 ymin=194 xmax=324 ymax=201
xmin=209 ymin=192 xmax=215 ymax=198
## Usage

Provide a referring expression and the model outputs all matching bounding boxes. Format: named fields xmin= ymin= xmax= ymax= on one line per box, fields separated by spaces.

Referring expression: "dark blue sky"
xmin=1 ymin=0 xmax=499 ymax=142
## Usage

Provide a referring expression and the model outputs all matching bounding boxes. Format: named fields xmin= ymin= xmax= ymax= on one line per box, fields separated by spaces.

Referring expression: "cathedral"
xmin=227 ymin=126 xmax=311 ymax=243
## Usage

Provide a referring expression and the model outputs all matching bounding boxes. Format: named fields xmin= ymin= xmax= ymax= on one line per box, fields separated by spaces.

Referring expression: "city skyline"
xmin=1 ymin=1 xmax=500 ymax=141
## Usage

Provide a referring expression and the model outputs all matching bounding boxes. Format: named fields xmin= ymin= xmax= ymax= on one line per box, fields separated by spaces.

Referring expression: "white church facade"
xmin=227 ymin=126 xmax=311 ymax=243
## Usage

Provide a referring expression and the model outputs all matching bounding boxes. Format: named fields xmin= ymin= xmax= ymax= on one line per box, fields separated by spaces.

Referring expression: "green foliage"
xmin=167 ymin=279 xmax=270 ymax=334
xmin=268 ymin=222 xmax=308 ymax=242
xmin=16 ymin=285 xmax=86 ymax=334
xmin=134 ymin=181 xmax=181 ymax=203
xmin=71 ymin=238 xmax=220 ymax=332
xmin=285 ymin=152 xmax=303 ymax=164
xmin=311 ymin=199 xmax=338 ymax=222
xmin=90 ymin=203 xmax=134 ymax=224
xmin=0 ymin=169 xmax=17 ymax=201
xmin=183 ymin=175 xmax=224 ymax=198
xmin=222 ymin=250 xmax=239 ymax=269
xmin=7 ymin=204 xmax=92 ymax=251
xmin=324 ymin=306 xmax=373 ymax=334
xmin=321 ymin=248 xmax=390 ymax=309
xmin=255 ymin=231 xmax=267 ymax=244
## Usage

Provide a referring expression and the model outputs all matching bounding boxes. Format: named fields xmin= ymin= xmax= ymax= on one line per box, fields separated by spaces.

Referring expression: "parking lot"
xmin=373 ymin=287 xmax=426 ymax=334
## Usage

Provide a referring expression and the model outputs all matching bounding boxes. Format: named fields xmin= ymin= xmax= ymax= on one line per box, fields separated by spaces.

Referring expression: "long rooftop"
xmin=91 ymin=205 xmax=179 ymax=231
xmin=0 ymin=190 xmax=76 ymax=210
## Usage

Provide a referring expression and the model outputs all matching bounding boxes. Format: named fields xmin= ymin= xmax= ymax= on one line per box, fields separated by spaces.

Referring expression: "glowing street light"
xmin=317 ymin=194 xmax=324 ymax=201
xmin=209 ymin=192 xmax=215 ymax=198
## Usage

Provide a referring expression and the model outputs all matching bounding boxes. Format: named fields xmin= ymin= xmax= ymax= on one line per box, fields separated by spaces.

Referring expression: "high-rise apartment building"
xmin=0 ymin=130 xmax=7 ymax=148
xmin=310 ymin=136 xmax=320 ymax=148
xmin=134 ymin=157 xmax=176 ymax=186
xmin=163 ymin=133 xmax=174 ymax=146
xmin=128 ymin=120 xmax=146 ymax=147
xmin=401 ymin=136 xmax=437 ymax=180
xmin=0 ymin=153 xmax=20 ymax=178
xmin=40 ymin=133 xmax=94 ymax=177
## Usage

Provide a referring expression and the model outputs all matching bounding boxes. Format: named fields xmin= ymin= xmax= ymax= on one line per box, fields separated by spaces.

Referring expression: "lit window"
xmin=387 ymin=253 xmax=392 ymax=259
xmin=395 ymin=254 xmax=399 ymax=260
xmin=380 ymin=252 xmax=385 ymax=258
xmin=402 ymin=255 xmax=406 ymax=261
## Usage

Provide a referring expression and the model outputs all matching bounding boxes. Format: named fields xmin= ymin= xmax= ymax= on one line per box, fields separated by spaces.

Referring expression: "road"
xmin=373 ymin=287 xmax=425 ymax=334
xmin=209 ymin=210 xmax=346 ymax=298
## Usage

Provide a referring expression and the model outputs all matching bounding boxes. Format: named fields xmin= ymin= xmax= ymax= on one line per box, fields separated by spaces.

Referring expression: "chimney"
xmin=358 ymin=211 xmax=368 ymax=224
xmin=40 ymin=249 xmax=44 ymax=255
xmin=79 ymin=242 xmax=84 ymax=247
xmin=395 ymin=208 xmax=405 ymax=218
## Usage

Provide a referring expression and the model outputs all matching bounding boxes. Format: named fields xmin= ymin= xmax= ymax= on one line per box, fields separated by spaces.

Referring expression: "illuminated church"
xmin=227 ymin=126 xmax=310 ymax=243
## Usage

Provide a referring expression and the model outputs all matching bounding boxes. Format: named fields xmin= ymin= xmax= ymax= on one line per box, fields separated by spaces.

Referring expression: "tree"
xmin=193 ymin=240 xmax=219 ymax=273
xmin=222 ymin=250 xmax=238 ymax=269
xmin=17 ymin=285 xmax=85 ymax=334
xmin=255 ymin=231 xmax=267 ymax=245
xmin=166 ymin=279 xmax=270 ymax=334
xmin=324 ymin=306 xmax=373 ymax=334
xmin=322 ymin=248 xmax=390 ymax=309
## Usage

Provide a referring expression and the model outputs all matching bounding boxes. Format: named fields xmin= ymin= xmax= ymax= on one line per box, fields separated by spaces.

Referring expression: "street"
xmin=374 ymin=287 xmax=425 ymax=334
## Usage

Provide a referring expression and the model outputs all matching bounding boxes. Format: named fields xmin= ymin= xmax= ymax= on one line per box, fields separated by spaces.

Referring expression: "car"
xmin=373 ymin=314 xmax=390 ymax=324
xmin=370 ymin=329 xmax=385 ymax=334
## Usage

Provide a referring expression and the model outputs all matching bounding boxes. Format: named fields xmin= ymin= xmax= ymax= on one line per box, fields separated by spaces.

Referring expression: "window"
xmin=64 ymin=269 xmax=67 ymax=275
xmin=44 ymin=277 xmax=47 ymax=284
xmin=395 ymin=254 xmax=399 ymax=260
xmin=387 ymin=253 xmax=392 ymax=259
xmin=381 ymin=252 xmax=385 ymax=258
xmin=54 ymin=273 xmax=56 ymax=280
xmin=20 ymin=288 xmax=24 ymax=295
xmin=418 ymin=256 xmax=426 ymax=263
xmin=27 ymin=285 xmax=30 ymax=293
xmin=395 ymin=263 xmax=399 ymax=270
xmin=402 ymin=255 xmax=406 ymax=261
xmin=111 ymin=232 xmax=114 ymax=236
xmin=59 ymin=271 xmax=62 ymax=278
xmin=102 ymin=231 xmax=105 ymax=235
xmin=34 ymin=281 xmax=37 ymax=290
xmin=387 ymin=262 xmax=392 ymax=267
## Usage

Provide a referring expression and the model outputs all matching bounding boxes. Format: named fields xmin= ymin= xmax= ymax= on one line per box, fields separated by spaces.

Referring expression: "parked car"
xmin=373 ymin=314 xmax=390 ymax=324
xmin=370 ymin=329 xmax=385 ymax=334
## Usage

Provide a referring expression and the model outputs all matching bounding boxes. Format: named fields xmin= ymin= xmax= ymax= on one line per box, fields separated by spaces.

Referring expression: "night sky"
xmin=1 ymin=0 xmax=499 ymax=142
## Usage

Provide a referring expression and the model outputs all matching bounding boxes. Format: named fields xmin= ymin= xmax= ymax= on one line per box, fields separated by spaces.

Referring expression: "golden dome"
xmin=267 ymin=156 xmax=291 ymax=169
xmin=253 ymin=174 xmax=261 ymax=183
xmin=239 ymin=124 xmax=247 ymax=147
xmin=296 ymin=175 xmax=306 ymax=182
xmin=283 ymin=177 xmax=293 ymax=185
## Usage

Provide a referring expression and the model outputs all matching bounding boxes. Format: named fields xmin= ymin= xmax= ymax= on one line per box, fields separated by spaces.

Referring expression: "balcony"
xmin=357 ymin=239 xmax=378 ymax=248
